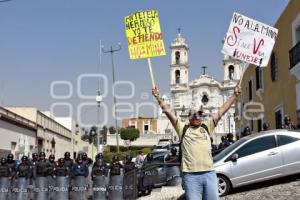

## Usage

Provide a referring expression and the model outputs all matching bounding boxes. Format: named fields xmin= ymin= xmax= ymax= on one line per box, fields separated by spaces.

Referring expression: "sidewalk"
xmin=138 ymin=185 xmax=184 ymax=200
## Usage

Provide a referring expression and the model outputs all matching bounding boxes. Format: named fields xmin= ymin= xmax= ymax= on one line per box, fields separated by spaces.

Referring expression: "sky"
xmin=0 ymin=0 xmax=289 ymax=127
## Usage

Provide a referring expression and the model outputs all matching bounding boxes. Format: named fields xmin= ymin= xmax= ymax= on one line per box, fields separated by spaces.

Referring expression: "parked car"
xmin=214 ymin=129 xmax=300 ymax=196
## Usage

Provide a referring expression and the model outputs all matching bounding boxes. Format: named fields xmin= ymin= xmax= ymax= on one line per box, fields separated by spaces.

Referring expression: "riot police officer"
xmin=0 ymin=158 xmax=11 ymax=199
xmin=14 ymin=156 xmax=31 ymax=200
xmin=81 ymin=152 xmax=93 ymax=167
xmin=63 ymin=151 xmax=73 ymax=169
xmin=34 ymin=152 xmax=51 ymax=199
xmin=108 ymin=155 xmax=124 ymax=200
xmin=109 ymin=155 xmax=123 ymax=176
xmin=123 ymin=155 xmax=137 ymax=200
xmin=48 ymin=154 xmax=56 ymax=199
xmin=6 ymin=154 xmax=17 ymax=177
xmin=53 ymin=158 xmax=70 ymax=199
xmin=91 ymin=158 xmax=108 ymax=180
xmin=71 ymin=155 xmax=89 ymax=200
xmin=29 ymin=152 xmax=38 ymax=199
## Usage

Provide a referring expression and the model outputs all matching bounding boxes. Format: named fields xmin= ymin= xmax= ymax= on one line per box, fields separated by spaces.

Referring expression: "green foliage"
xmin=120 ymin=127 xmax=140 ymax=141
xmin=103 ymin=146 xmax=151 ymax=163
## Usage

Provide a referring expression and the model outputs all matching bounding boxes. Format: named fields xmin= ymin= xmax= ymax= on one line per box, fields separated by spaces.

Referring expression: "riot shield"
xmin=108 ymin=175 xmax=123 ymax=200
xmin=166 ymin=166 xmax=181 ymax=186
xmin=48 ymin=176 xmax=55 ymax=200
xmin=53 ymin=176 xmax=69 ymax=200
xmin=34 ymin=177 xmax=49 ymax=200
xmin=12 ymin=177 xmax=28 ymax=200
xmin=71 ymin=176 xmax=88 ymax=200
xmin=92 ymin=176 xmax=107 ymax=200
xmin=0 ymin=177 xmax=9 ymax=199
xmin=123 ymin=171 xmax=137 ymax=200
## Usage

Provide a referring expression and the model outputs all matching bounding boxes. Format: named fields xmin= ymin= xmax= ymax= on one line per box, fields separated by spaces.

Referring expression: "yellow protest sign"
xmin=125 ymin=10 xmax=166 ymax=59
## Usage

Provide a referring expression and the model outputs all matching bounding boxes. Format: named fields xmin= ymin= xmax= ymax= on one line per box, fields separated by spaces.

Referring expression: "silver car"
xmin=213 ymin=130 xmax=300 ymax=196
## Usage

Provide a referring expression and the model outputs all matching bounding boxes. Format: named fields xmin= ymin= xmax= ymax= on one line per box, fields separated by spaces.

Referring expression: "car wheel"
xmin=217 ymin=174 xmax=231 ymax=196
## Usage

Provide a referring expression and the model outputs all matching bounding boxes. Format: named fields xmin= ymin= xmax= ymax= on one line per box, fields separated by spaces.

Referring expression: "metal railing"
xmin=289 ymin=41 xmax=300 ymax=69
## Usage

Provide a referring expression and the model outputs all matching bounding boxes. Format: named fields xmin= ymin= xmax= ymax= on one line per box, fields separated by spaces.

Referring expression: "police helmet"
xmin=7 ymin=153 xmax=14 ymax=161
xmin=64 ymin=152 xmax=70 ymax=158
xmin=39 ymin=152 xmax=46 ymax=158
xmin=112 ymin=155 xmax=119 ymax=162
xmin=49 ymin=154 xmax=55 ymax=160
xmin=58 ymin=158 xmax=64 ymax=164
xmin=96 ymin=153 xmax=104 ymax=160
xmin=0 ymin=158 xmax=7 ymax=165
xmin=21 ymin=156 xmax=28 ymax=162
xmin=32 ymin=153 xmax=38 ymax=159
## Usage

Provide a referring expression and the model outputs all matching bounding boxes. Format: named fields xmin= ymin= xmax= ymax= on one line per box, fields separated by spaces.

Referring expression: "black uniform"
xmin=35 ymin=160 xmax=51 ymax=178
xmin=91 ymin=162 xmax=108 ymax=179
xmin=16 ymin=163 xmax=31 ymax=179
xmin=110 ymin=162 xmax=123 ymax=176
xmin=0 ymin=163 xmax=10 ymax=177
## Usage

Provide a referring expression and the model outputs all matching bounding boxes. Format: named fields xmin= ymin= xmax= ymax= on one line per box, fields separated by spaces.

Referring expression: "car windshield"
xmin=213 ymin=138 xmax=247 ymax=163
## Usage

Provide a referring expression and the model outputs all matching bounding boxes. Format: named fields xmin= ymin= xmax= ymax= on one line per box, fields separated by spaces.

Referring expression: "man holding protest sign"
xmin=152 ymin=85 xmax=241 ymax=200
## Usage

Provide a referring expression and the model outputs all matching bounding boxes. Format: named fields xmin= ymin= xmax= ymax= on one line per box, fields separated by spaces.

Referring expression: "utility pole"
xmin=102 ymin=43 xmax=121 ymax=153
xmin=96 ymin=41 xmax=103 ymax=154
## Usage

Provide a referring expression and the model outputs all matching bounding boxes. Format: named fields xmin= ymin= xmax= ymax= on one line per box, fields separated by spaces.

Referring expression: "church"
xmin=165 ymin=31 xmax=243 ymax=144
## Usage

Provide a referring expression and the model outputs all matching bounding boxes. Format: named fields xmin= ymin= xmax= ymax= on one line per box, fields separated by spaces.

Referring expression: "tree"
xmin=81 ymin=126 xmax=98 ymax=145
xmin=120 ymin=127 xmax=140 ymax=142
xmin=109 ymin=126 xmax=116 ymax=134
xmin=100 ymin=126 xmax=108 ymax=144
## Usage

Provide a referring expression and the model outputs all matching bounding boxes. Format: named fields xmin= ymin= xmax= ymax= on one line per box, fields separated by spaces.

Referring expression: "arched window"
xmin=175 ymin=51 xmax=180 ymax=64
xmin=175 ymin=70 xmax=180 ymax=84
xmin=201 ymin=94 xmax=209 ymax=105
xmin=229 ymin=65 xmax=234 ymax=80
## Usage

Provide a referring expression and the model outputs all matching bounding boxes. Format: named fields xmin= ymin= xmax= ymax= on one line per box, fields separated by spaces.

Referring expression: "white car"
xmin=213 ymin=129 xmax=300 ymax=196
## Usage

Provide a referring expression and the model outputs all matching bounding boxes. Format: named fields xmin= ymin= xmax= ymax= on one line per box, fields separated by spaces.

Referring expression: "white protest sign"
xmin=222 ymin=12 xmax=278 ymax=67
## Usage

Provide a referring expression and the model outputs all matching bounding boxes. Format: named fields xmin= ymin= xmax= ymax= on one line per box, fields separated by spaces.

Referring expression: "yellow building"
xmin=236 ymin=0 xmax=300 ymax=135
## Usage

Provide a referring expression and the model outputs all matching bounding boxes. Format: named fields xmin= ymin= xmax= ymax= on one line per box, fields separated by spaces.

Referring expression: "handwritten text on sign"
xmin=222 ymin=12 xmax=278 ymax=66
xmin=125 ymin=10 xmax=166 ymax=59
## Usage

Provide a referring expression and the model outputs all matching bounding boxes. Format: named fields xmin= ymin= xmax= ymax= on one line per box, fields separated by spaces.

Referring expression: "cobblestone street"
xmin=221 ymin=176 xmax=300 ymax=200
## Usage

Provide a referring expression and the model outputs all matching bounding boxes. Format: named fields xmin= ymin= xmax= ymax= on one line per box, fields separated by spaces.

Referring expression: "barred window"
xmin=270 ymin=52 xmax=277 ymax=82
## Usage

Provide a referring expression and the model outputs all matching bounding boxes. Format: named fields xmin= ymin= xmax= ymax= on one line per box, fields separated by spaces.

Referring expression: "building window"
xmin=229 ymin=65 xmax=234 ymax=80
xmin=275 ymin=106 xmax=283 ymax=129
xmin=143 ymin=120 xmax=150 ymax=134
xmin=248 ymin=80 xmax=253 ymax=101
xmin=256 ymin=66 xmax=263 ymax=90
xmin=270 ymin=52 xmax=277 ymax=82
xmin=175 ymin=51 xmax=180 ymax=64
xmin=11 ymin=142 xmax=17 ymax=151
xmin=201 ymin=94 xmax=209 ymax=105
xmin=175 ymin=70 xmax=180 ymax=84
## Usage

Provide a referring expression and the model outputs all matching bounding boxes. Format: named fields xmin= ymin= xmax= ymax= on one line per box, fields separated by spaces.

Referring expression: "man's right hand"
xmin=152 ymin=87 xmax=160 ymax=99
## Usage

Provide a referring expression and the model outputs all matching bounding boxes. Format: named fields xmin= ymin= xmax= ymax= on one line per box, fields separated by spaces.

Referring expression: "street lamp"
xmin=102 ymin=43 xmax=121 ymax=153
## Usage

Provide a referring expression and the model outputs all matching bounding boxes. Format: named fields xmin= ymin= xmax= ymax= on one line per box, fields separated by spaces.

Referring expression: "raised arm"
xmin=152 ymin=87 xmax=177 ymax=128
xmin=213 ymin=85 xmax=241 ymax=125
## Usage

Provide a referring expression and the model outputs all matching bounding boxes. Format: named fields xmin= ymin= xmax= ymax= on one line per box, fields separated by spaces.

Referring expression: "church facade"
xmin=168 ymin=32 xmax=242 ymax=143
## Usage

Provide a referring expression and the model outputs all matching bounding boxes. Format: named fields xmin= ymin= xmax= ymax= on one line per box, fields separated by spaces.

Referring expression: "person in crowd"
xmin=152 ymin=84 xmax=241 ymax=200
xmin=6 ymin=154 xmax=17 ymax=177
xmin=47 ymin=154 xmax=56 ymax=176
xmin=282 ymin=115 xmax=296 ymax=130
xmin=123 ymin=155 xmax=136 ymax=174
xmin=135 ymin=151 xmax=145 ymax=168
xmin=63 ymin=152 xmax=74 ymax=170
xmin=242 ymin=126 xmax=251 ymax=138
xmin=53 ymin=158 xmax=70 ymax=178
xmin=109 ymin=155 xmax=123 ymax=176
xmin=15 ymin=156 xmax=31 ymax=179
xmin=81 ymin=152 xmax=93 ymax=167
xmin=0 ymin=157 xmax=11 ymax=178
xmin=227 ymin=133 xmax=235 ymax=145
xmin=91 ymin=157 xmax=108 ymax=180
xmin=71 ymin=155 xmax=89 ymax=178
xmin=263 ymin=122 xmax=270 ymax=131
xmin=33 ymin=152 xmax=51 ymax=178
xmin=218 ymin=136 xmax=229 ymax=149
xmin=165 ymin=147 xmax=179 ymax=163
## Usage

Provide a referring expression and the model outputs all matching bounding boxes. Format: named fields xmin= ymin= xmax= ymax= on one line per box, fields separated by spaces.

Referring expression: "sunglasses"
xmin=189 ymin=113 xmax=203 ymax=120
